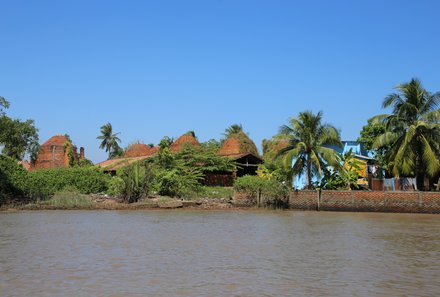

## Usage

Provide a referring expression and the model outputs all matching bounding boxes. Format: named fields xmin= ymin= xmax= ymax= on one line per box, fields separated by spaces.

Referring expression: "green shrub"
xmin=26 ymin=167 xmax=110 ymax=200
xmin=41 ymin=190 xmax=93 ymax=209
xmin=233 ymin=175 xmax=266 ymax=197
xmin=195 ymin=186 xmax=234 ymax=199
xmin=156 ymin=168 xmax=203 ymax=198
xmin=107 ymin=176 xmax=125 ymax=197
xmin=260 ymin=179 xmax=289 ymax=207
xmin=0 ymin=155 xmax=29 ymax=204
xmin=234 ymin=175 xmax=289 ymax=208
xmin=118 ymin=162 xmax=154 ymax=203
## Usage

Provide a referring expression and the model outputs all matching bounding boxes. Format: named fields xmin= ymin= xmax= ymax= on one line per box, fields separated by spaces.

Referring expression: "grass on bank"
xmin=185 ymin=186 xmax=234 ymax=200
xmin=26 ymin=190 xmax=94 ymax=209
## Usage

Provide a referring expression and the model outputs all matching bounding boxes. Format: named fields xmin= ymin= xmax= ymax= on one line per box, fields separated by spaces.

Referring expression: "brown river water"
xmin=0 ymin=210 xmax=439 ymax=297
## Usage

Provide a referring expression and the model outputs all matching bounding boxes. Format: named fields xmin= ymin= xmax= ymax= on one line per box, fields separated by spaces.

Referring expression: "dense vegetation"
xmin=107 ymin=138 xmax=235 ymax=202
xmin=1 ymin=78 xmax=439 ymax=207
xmin=0 ymin=154 xmax=110 ymax=204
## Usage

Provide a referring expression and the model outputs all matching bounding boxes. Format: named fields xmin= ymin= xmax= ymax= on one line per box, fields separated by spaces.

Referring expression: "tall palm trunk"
xmin=306 ymin=157 xmax=312 ymax=190
xmin=415 ymin=152 xmax=425 ymax=191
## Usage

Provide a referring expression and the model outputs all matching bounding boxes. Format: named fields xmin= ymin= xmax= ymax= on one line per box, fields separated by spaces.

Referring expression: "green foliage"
xmin=234 ymin=175 xmax=266 ymax=197
xmin=234 ymin=175 xmax=289 ymax=207
xmin=41 ymin=190 xmax=93 ymax=209
xmin=223 ymin=124 xmax=243 ymax=138
xmin=26 ymin=167 xmax=110 ymax=200
xmin=0 ymin=155 xmax=29 ymax=204
xmin=118 ymin=161 xmax=154 ymax=203
xmin=195 ymin=186 xmax=234 ymax=199
xmin=175 ymin=144 xmax=235 ymax=173
xmin=358 ymin=118 xmax=388 ymax=174
xmin=201 ymin=139 xmax=221 ymax=153
xmin=257 ymin=159 xmax=293 ymax=187
xmin=0 ymin=96 xmax=10 ymax=114
xmin=372 ymin=78 xmax=440 ymax=190
xmin=63 ymin=140 xmax=76 ymax=167
xmin=97 ymin=122 xmax=122 ymax=160
xmin=318 ymin=149 xmax=361 ymax=190
xmin=155 ymin=167 xmax=204 ymax=198
xmin=107 ymin=176 xmax=125 ymax=197
xmin=159 ymin=136 xmax=173 ymax=149
xmin=358 ymin=118 xmax=386 ymax=151
xmin=278 ymin=110 xmax=341 ymax=189
xmin=156 ymin=142 xmax=174 ymax=169
xmin=78 ymin=158 xmax=94 ymax=167
xmin=0 ymin=99 xmax=39 ymax=160
xmin=143 ymin=142 xmax=233 ymax=198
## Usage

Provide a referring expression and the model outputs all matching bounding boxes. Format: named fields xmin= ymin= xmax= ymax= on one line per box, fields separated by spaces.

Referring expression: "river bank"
xmin=0 ymin=194 xmax=239 ymax=212
xmin=2 ymin=189 xmax=440 ymax=214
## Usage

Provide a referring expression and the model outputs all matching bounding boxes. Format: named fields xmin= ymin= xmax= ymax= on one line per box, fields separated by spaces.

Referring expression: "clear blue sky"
xmin=1 ymin=0 xmax=439 ymax=163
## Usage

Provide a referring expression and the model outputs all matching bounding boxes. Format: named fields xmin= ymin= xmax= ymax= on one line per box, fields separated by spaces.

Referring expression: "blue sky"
xmin=1 ymin=0 xmax=439 ymax=163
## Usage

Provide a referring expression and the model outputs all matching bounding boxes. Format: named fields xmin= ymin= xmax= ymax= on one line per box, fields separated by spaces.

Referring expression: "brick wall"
xmin=292 ymin=190 xmax=440 ymax=214
xmin=234 ymin=190 xmax=440 ymax=213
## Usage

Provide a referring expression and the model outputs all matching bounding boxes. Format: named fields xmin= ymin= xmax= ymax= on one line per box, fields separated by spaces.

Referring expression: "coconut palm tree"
xmin=223 ymin=124 xmax=243 ymax=137
xmin=373 ymin=78 xmax=440 ymax=190
xmin=278 ymin=111 xmax=341 ymax=189
xmin=97 ymin=123 xmax=122 ymax=159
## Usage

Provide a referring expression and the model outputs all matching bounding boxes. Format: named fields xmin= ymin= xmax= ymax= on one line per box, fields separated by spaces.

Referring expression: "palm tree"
xmin=373 ymin=78 xmax=440 ymax=190
xmin=97 ymin=123 xmax=122 ymax=159
xmin=278 ymin=111 xmax=341 ymax=189
xmin=223 ymin=124 xmax=243 ymax=137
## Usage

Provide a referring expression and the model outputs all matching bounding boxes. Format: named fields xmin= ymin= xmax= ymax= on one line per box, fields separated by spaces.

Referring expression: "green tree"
xmin=97 ymin=123 xmax=122 ymax=159
xmin=358 ymin=118 xmax=386 ymax=152
xmin=372 ymin=78 xmax=440 ymax=190
xmin=201 ymin=139 xmax=221 ymax=153
xmin=322 ymin=148 xmax=363 ymax=190
xmin=261 ymin=135 xmax=293 ymax=187
xmin=278 ymin=111 xmax=341 ymax=189
xmin=223 ymin=124 xmax=243 ymax=137
xmin=373 ymin=78 xmax=440 ymax=190
xmin=0 ymin=98 xmax=39 ymax=160
xmin=0 ymin=96 xmax=10 ymax=115
xmin=357 ymin=118 xmax=388 ymax=176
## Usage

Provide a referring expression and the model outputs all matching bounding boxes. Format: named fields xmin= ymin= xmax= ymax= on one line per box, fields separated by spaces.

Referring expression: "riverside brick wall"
xmin=286 ymin=190 xmax=440 ymax=214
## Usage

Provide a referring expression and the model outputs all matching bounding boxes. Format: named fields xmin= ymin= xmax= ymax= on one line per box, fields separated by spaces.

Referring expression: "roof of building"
xmin=170 ymin=133 xmax=201 ymax=152
xmin=95 ymin=156 xmax=151 ymax=171
xmin=218 ymin=132 xmax=260 ymax=158
xmin=41 ymin=134 xmax=73 ymax=147
xmin=124 ymin=143 xmax=158 ymax=158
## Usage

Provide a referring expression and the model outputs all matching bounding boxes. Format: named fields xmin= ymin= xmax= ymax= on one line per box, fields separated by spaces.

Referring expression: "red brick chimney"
xmin=80 ymin=147 xmax=85 ymax=160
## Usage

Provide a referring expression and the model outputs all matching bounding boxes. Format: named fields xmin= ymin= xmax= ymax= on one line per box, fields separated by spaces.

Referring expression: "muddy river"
xmin=1 ymin=210 xmax=439 ymax=296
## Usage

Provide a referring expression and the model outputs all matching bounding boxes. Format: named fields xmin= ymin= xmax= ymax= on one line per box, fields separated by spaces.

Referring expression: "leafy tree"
xmin=321 ymin=148 xmax=362 ymax=190
xmin=97 ymin=123 xmax=122 ymax=159
xmin=156 ymin=137 xmax=175 ymax=169
xmin=358 ymin=118 xmax=386 ymax=152
xmin=372 ymin=78 xmax=440 ymax=190
xmin=0 ymin=96 xmax=10 ymax=115
xmin=0 ymin=154 xmax=29 ymax=204
xmin=278 ymin=111 xmax=341 ymax=189
xmin=158 ymin=136 xmax=173 ymax=149
xmin=201 ymin=139 xmax=221 ymax=152
xmin=0 ymin=98 xmax=39 ymax=160
xmin=357 ymin=118 xmax=388 ymax=175
xmin=261 ymin=135 xmax=293 ymax=187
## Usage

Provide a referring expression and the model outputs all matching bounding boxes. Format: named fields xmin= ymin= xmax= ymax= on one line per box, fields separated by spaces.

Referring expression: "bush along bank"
xmin=0 ymin=154 xmax=110 ymax=205
xmin=233 ymin=175 xmax=289 ymax=208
